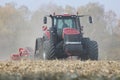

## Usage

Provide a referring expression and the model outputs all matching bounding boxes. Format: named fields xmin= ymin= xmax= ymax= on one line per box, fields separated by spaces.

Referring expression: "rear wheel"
xmin=38 ymin=27 xmax=57 ymax=60
xmin=38 ymin=41 xmax=46 ymax=60
xmin=34 ymin=38 xmax=43 ymax=59
xmin=88 ymin=41 xmax=98 ymax=60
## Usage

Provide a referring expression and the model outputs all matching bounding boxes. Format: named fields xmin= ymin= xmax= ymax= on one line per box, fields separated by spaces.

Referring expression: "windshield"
xmin=54 ymin=17 xmax=78 ymax=30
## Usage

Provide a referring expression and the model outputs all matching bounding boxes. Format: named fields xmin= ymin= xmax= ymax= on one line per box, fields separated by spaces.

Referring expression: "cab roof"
xmin=52 ymin=14 xmax=78 ymax=18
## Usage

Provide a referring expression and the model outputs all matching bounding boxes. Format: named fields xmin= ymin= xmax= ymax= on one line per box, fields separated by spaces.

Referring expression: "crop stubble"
xmin=0 ymin=60 xmax=120 ymax=80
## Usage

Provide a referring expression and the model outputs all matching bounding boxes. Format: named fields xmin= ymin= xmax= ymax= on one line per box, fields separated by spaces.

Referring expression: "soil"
xmin=0 ymin=60 xmax=120 ymax=80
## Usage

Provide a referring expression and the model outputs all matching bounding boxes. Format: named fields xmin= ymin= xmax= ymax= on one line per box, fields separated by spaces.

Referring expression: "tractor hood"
xmin=62 ymin=28 xmax=80 ymax=38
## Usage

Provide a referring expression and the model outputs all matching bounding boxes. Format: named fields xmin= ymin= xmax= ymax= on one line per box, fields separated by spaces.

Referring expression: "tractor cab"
xmin=44 ymin=14 xmax=79 ymax=40
xmin=53 ymin=15 xmax=80 ymax=39
xmin=35 ymin=13 xmax=98 ymax=60
xmin=43 ymin=13 xmax=92 ymax=40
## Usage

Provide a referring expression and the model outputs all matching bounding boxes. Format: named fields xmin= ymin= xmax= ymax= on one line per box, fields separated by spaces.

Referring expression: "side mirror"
xmin=89 ymin=16 xmax=93 ymax=23
xmin=44 ymin=17 xmax=47 ymax=24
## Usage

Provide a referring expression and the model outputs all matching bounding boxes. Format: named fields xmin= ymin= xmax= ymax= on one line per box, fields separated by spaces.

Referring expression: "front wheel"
xmin=43 ymin=40 xmax=56 ymax=60
xmin=36 ymin=40 xmax=56 ymax=60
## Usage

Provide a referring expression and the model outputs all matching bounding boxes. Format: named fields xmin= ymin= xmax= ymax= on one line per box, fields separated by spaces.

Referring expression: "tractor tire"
xmin=34 ymin=38 xmax=43 ymax=59
xmin=38 ymin=41 xmax=46 ymax=60
xmin=43 ymin=27 xmax=57 ymax=60
xmin=88 ymin=41 xmax=98 ymax=60
xmin=37 ymin=27 xmax=57 ymax=60
xmin=81 ymin=38 xmax=98 ymax=60
xmin=35 ymin=40 xmax=48 ymax=60
xmin=43 ymin=40 xmax=56 ymax=60
xmin=81 ymin=38 xmax=90 ymax=60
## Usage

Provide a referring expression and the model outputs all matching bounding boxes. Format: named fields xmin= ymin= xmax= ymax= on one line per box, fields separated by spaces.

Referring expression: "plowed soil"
xmin=0 ymin=60 xmax=120 ymax=80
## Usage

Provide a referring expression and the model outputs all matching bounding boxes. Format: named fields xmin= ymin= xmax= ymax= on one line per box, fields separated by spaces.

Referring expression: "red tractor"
xmin=35 ymin=13 xmax=98 ymax=60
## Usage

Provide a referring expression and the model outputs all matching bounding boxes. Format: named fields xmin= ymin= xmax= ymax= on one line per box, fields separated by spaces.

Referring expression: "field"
xmin=0 ymin=60 xmax=120 ymax=80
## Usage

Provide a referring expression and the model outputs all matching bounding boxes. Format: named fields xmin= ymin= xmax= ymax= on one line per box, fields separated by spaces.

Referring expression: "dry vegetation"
xmin=0 ymin=60 xmax=119 ymax=80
